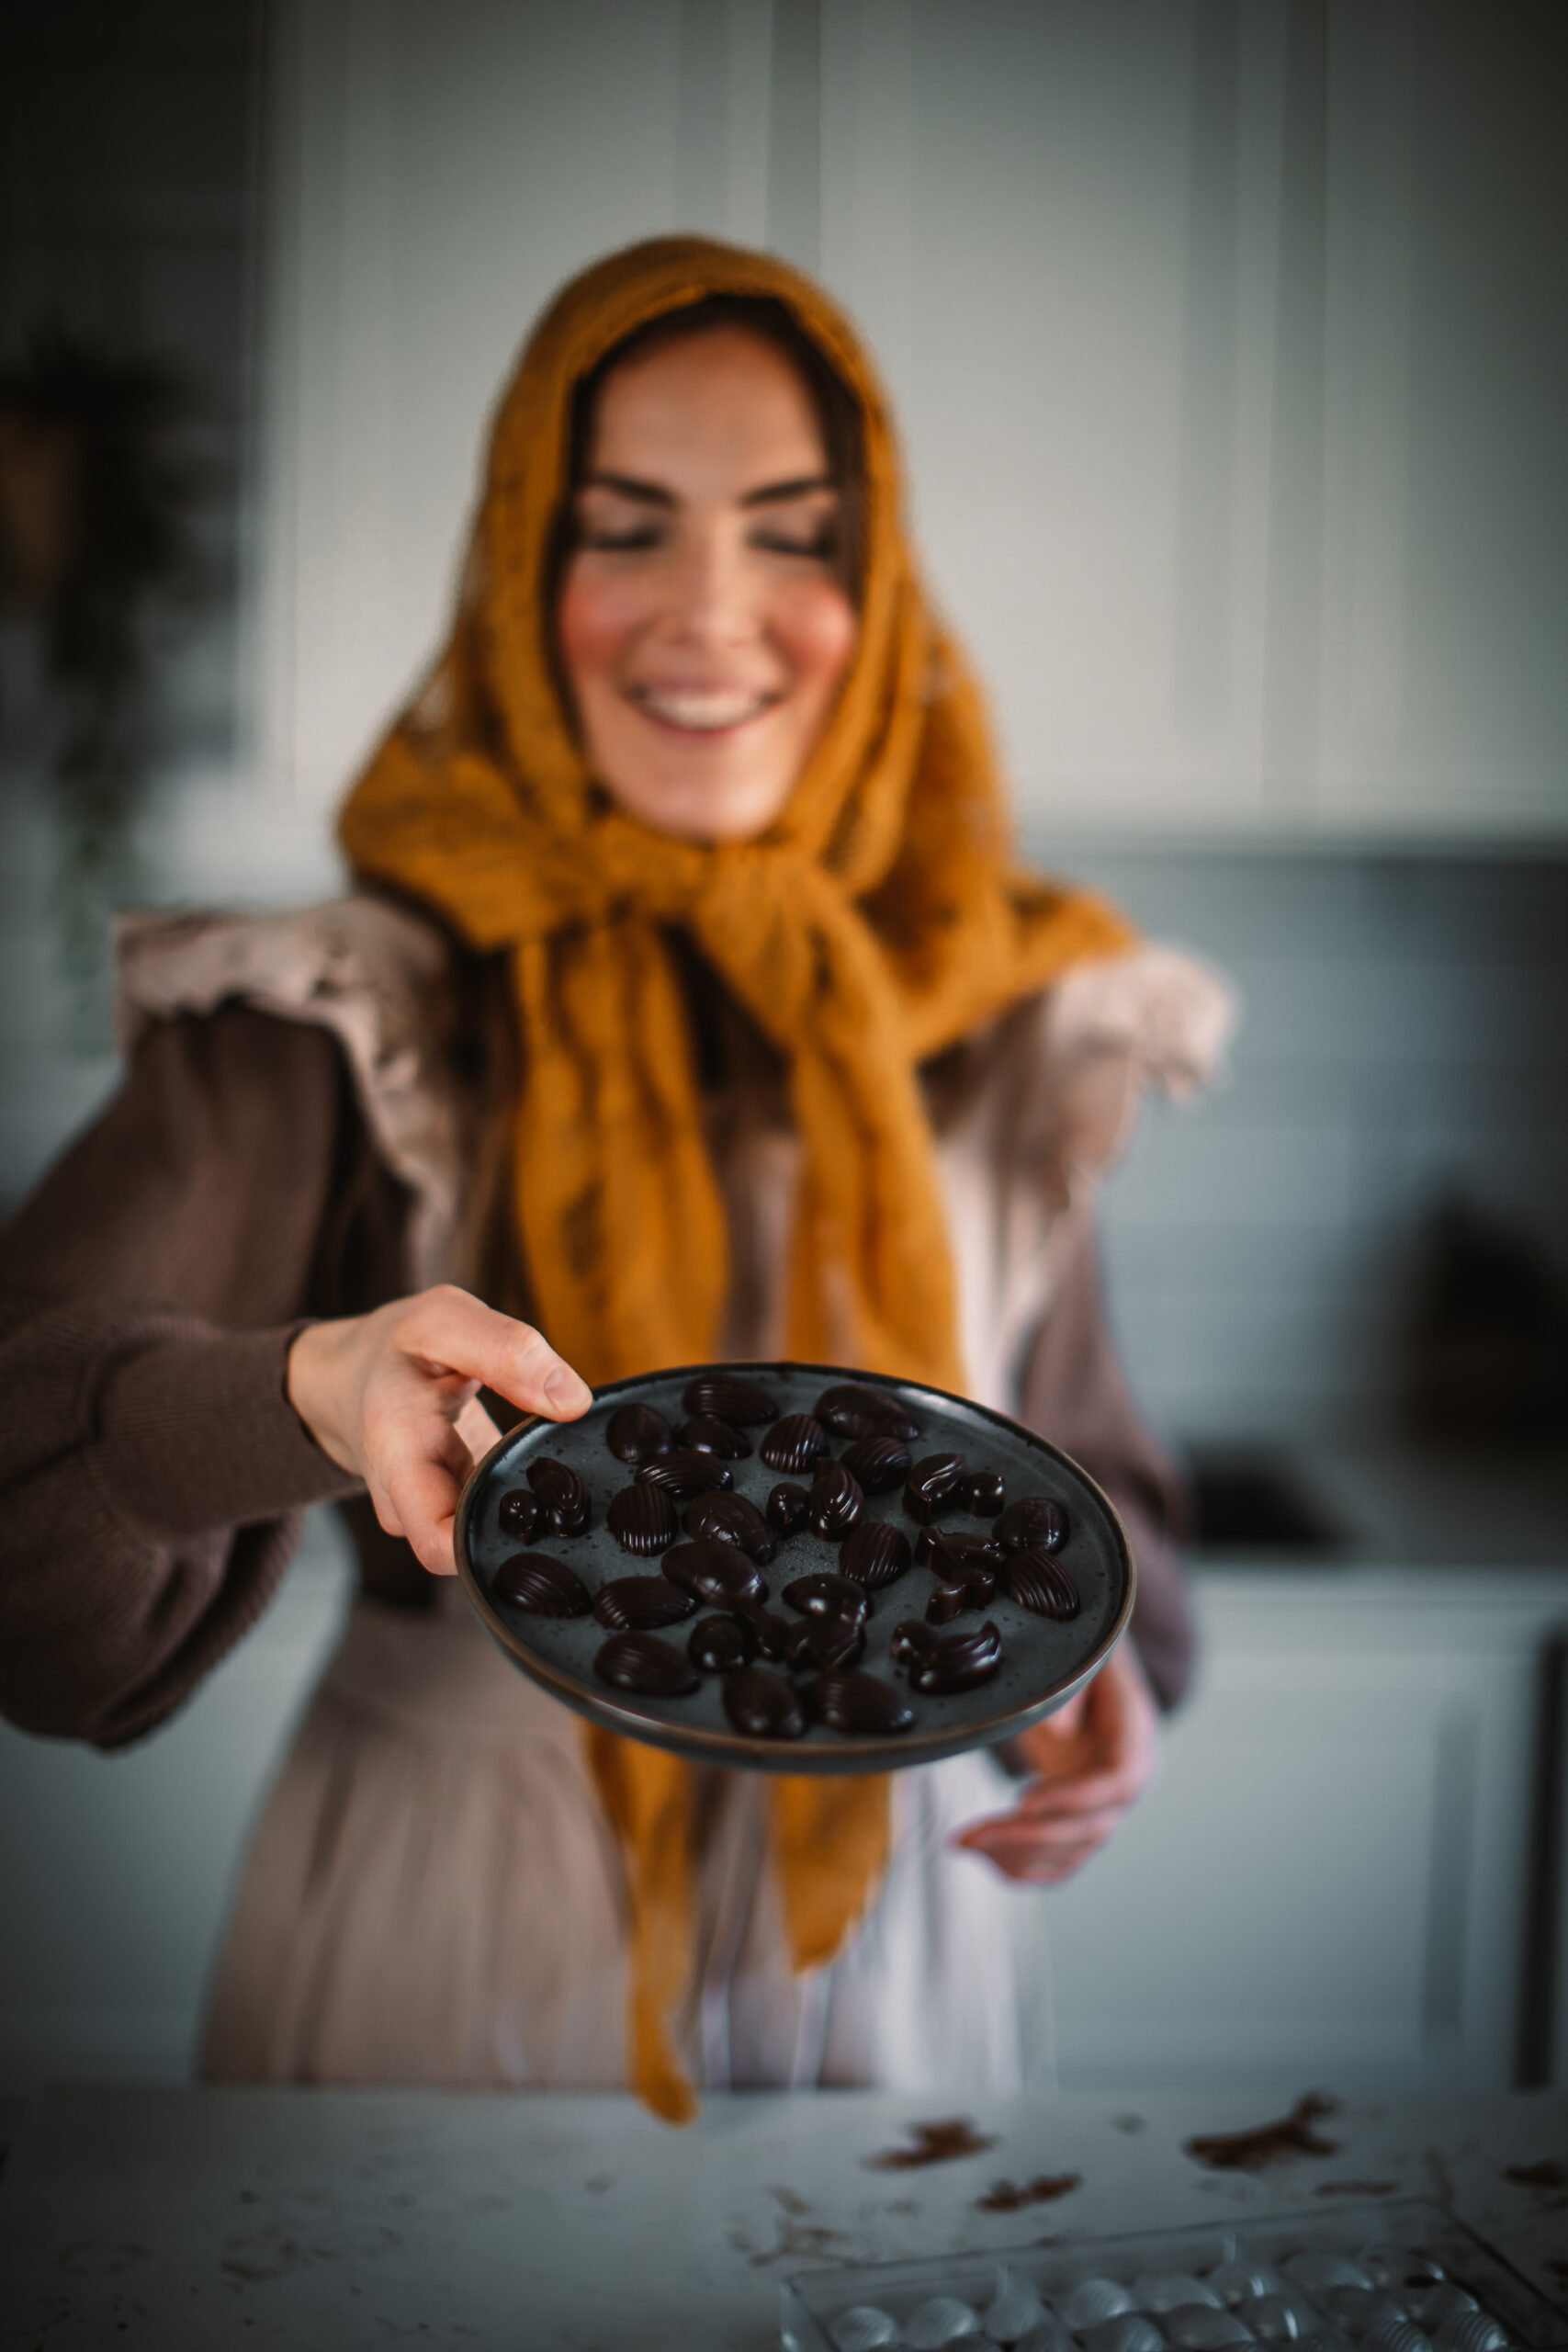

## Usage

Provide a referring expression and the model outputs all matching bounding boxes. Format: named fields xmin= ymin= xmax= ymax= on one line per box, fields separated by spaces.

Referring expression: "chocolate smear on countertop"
xmin=865 ymin=2118 xmax=999 ymax=2170
xmin=975 ymin=2171 xmax=1081 ymax=2211
xmin=1185 ymin=2092 xmax=1339 ymax=2171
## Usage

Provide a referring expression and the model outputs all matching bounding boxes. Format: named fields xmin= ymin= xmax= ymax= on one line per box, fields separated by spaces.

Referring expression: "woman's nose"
xmin=662 ymin=523 xmax=758 ymax=647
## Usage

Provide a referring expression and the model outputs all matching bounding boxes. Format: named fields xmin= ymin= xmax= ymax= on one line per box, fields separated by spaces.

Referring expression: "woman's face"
xmin=556 ymin=324 xmax=858 ymax=842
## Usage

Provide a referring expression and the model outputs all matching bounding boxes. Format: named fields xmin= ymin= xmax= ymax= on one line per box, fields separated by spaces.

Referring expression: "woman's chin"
xmin=607 ymin=769 xmax=796 ymax=844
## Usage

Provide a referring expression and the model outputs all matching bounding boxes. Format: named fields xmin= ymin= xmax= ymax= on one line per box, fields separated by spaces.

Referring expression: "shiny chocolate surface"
xmin=723 ymin=1664 xmax=807 ymax=1739
xmin=685 ymin=1490 xmax=777 ymax=1563
xmin=605 ymin=1401 xmax=672 ymax=1464
xmin=661 ymin=1539 xmax=765 ymax=1612
xmin=606 ymin=1483 xmax=678 ymax=1555
xmin=682 ymin=1373 xmax=779 ymax=1425
xmin=590 ymin=1576 xmax=695 ymax=1632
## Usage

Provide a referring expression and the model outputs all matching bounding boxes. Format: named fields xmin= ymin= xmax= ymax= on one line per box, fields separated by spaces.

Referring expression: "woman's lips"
xmin=627 ymin=684 xmax=779 ymax=734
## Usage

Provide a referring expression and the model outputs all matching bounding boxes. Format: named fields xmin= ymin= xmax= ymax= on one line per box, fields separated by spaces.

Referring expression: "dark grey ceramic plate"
xmin=455 ymin=1362 xmax=1134 ymax=1774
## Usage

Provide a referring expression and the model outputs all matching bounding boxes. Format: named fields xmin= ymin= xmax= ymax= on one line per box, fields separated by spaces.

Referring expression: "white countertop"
xmin=1 ymin=2086 xmax=1564 ymax=2350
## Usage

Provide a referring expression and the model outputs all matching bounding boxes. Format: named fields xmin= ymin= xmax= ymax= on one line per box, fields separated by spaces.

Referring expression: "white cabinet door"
xmin=1039 ymin=1571 xmax=1568 ymax=2095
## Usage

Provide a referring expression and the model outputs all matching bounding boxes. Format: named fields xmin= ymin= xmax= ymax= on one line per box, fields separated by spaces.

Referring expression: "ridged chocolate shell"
xmin=634 ymin=1447 xmax=733 ymax=1500
xmin=526 ymin=1455 xmax=592 ymax=1536
xmin=839 ymin=1435 xmax=912 ymax=1493
xmin=813 ymin=1381 xmax=922 ymax=1443
xmin=760 ymin=1413 xmax=829 ymax=1474
xmin=685 ymin=1490 xmax=777 ymax=1563
xmin=687 ymin=1612 xmax=752 ymax=1675
xmin=591 ymin=1575 xmax=696 ymax=1632
xmin=890 ymin=1618 xmax=937 ymax=1668
xmin=498 ymin=1487 xmax=545 ymax=1543
xmin=906 ymin=1619 xmax=1004 ymax=1693
xmin=682 ymin=1373 xmax=778 ymax=1426
xmin=722 ymin=1664 xmax=807 ymax=1739
xmin=1007 ymin=1546 xmax=1080 ymax=1620
xmin=606 ymin=1402 xmax=672 ymax=1465
xmin=661 ymin=1539 xmax=765 ymax=1611
xmin=781 ymin=1571 xmax=869 ymax=1625
xmin=958 ymin=1468 xmax=1006 ymax=1517
xmin=594 ymin=1631 xmax=698 ymax=1696
xmin=996 ymin=1493 xmax=1068 ymax=1553
xmin=734 ymin=1599 xmax=791 ymax=1661
xmin=839 ymin=1519 xmax=910 ymax=1589
xmin=765 ymin=1482 xmax=810 ymax=1534
xmin=607 ymin=1483 xmax=678 ymax=1555
xmin=813 ymin=1668 xmax=915 ymax=1736
xmin=807 ymin=1459 xmax=863 ymax=1538
xmin=902 ymin=1453 xmax=969 ymax=1524
xmin=785 ymin=1614 xmax=864 ymax=1673
xmin=679 ymin=1413 xmax=751 ymax=1460
xmin=491 ymin=1550 xmax=592 ymax=1616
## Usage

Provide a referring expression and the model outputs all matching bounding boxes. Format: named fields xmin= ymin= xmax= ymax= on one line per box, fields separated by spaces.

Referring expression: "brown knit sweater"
xmin=0 ymin=1000 xmax=1193 ymax=1749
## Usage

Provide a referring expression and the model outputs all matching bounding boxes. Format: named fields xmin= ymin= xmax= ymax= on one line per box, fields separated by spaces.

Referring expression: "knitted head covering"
xmin=339 ymin=235 xmax=1133 ymax=2120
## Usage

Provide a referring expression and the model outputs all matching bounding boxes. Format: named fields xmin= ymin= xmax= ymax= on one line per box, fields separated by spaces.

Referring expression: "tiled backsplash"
xmin=1041 ymin=840 xmax=1568 ymax=1447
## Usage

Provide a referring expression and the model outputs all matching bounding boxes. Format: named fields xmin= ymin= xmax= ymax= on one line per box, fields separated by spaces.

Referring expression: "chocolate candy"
xmin=814 ymin=1381 xmax=922 ymax=1443
xmin=840 ymin=1435 xmax=912 ymax=1493
xmin=527 ymin=1455 xmax=591 ymax=1537
xmin=919 ymin=1530 xmax=999 ymax=1606
xmin=679 ymin=1413 xmax=751 ymax=1460
xmin=958 ymin=1468 xmax=1006 ymax=1517
xmin=682 ymin=1373 xmax=778 ymax=1426
xmin=807 ymin=1460 xmax=863 ymax=1538
xmin=685 ymin=1490 xmax=776 ymax=1564
xmin=734 ymin=1599 xmax=791 ymax=1661
xmin=766 ymin=1482 xmax=810 ymax=1534
xmin=492 ymin=1551 xmax=592 ymax=1615
xmin=723 ymin=1664 xmax=807 ymax=1739
xmin=591 ymin=1576 xmax=695 ymax=1632
xmin=905 ymin=1620 xmax=1003 ymax=1693
xmin=925 ymin=1577 xmax=967 ymax=1624
xmin=839 ymin=1519 xmax=910 ymax=1589
xmin=903 ymin=1453 xmax=969 ymax=1524
xmin=782 ymin=1571 xmax=869 ymax=1625
xmin=889 ymin=1619 xmax=937 ymax=1668
xmin=761 ymin=1413 xmax=829 ymax=1475
xmin=498 ymin=1487 xmax=545 ymax=1543
xmin=607 ymin=1483 xmax=678 ymax=1555
xmin=785 ymin=1613 xmax=864 ymax=1673
xmin=606 ymin=1402 xmax=672 ymax=1464
xmin=996 ymin=1493 xmax=1067 ymax=1553
xmin=813 ymin=1668 xmax=914 ymax=1736
xmin=595 ymin=1632 xmax=698 ymax=1697
xmin=688 ymin=1613 xmax=752 ymax=1675
xmin=635 ymin=1447 xmax=733 ymax=1500
xmin=661 ymin=1539 xmax=765 ymax=1612
xmin=1007 ymin=1545 xmax=1080 ymax=1620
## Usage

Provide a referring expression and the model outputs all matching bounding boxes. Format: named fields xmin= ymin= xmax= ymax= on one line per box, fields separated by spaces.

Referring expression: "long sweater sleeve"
xmin=0 ymin=1006 xmax=388 ymax=1748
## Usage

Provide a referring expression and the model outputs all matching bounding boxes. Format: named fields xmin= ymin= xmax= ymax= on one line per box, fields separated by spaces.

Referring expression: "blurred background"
xmin=2 ymin=1 xmax=1565 ymax=2105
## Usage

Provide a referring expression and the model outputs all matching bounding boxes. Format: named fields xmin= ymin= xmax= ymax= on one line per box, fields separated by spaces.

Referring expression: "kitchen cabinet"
xmin=252 ymin=1 xmax=1567 ymax=857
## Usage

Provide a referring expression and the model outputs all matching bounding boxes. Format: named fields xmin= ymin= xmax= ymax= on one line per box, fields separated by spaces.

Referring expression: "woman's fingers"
xmin=399 ymin=1286 xmax=592 ymax=1419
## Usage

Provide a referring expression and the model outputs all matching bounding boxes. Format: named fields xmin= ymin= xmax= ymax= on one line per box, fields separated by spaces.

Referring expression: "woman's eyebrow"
xmin=740 ymin=474 xmax=835 ymax=508
xmin=581 ymin=471 xmax=675 ymax=507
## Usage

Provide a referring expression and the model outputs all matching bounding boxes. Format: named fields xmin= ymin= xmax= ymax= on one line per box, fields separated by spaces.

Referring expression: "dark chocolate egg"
xmin=902 ymin=1453 xmax=969 ymax=1524
xmin=492 ymin=1551 xmax=592 ymax=1616
xmin=813 ymin=1381 xmax=922 ymax=1443
xmin=784 ymin=1613 xmax=864 ymax=1674
xmin=606 ymin=1402 xmax=673 ymax=1464
xmin=906 ymin=1619 xmax=1004 ymax=1693
xmin=840 ymin=1434 xmax=912 ymax=1493
xmin=682 ymin=1373 xmax=778 ymax=1426
xmin=607 ymin=1483 xmax=678 ymax=1555
xmin=594 ymin=1632 xmax=699 ymax=1696
xmin=813 ymin=1668 xmax=915 ymax=1736
xmin=685 ymin=1490 xmax=777 ymax=1564
xmin=661 ymin=1539 xmax=765 ymax=1612
xmin=958 ymin=1468 xmax=1006 ymax=1517
xmin=634 ymin=1447 xmax=733 ymax=1500
xmin=996 ymin=1493 xmax=1068 ymax=1553
xmin=1007 ymin=1546 xmax=1080 ymax=1620
xmin=839 ymin=1519 xmax=910 ymax=1589
xmin=807 ymin=1460 xmax=863 ymax=1538
xmin=766 ymin=1482 xmax=810 ymax=1534
xmin=498 ymin=1487 xmax=545 ymax=1543
xmin=733 ymin=1599 xmax=791 ymax=1661
xmin=781 ymin=1571 xmax=869 ymax=1625
xmin=591 ymin=1576 xmax=696 ymax=1632
xmin=527 ymin=1455 xmax=592 ymax=1537
xmin=761 ymin=1413 xmax=829 ymax=1475
xmin=723 ymin=1664 xmax=807 ymax=1739
xmin=687 ymin=1613 xmax=752 ymax=1675
xmin=679 ymin=1413 xmax=751 ymax=1460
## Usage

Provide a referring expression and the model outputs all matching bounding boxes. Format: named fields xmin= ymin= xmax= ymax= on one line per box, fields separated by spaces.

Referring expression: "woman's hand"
xmin=286 ymin=1285 xmax=592 ymax=1577
xmin=952 ymin=1637 xmax=1159 ymax=1884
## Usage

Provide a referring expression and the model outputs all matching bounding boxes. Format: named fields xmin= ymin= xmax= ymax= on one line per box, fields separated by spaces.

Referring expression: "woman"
xmin=0 ymin=239 xmax=1230 ymax=2119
